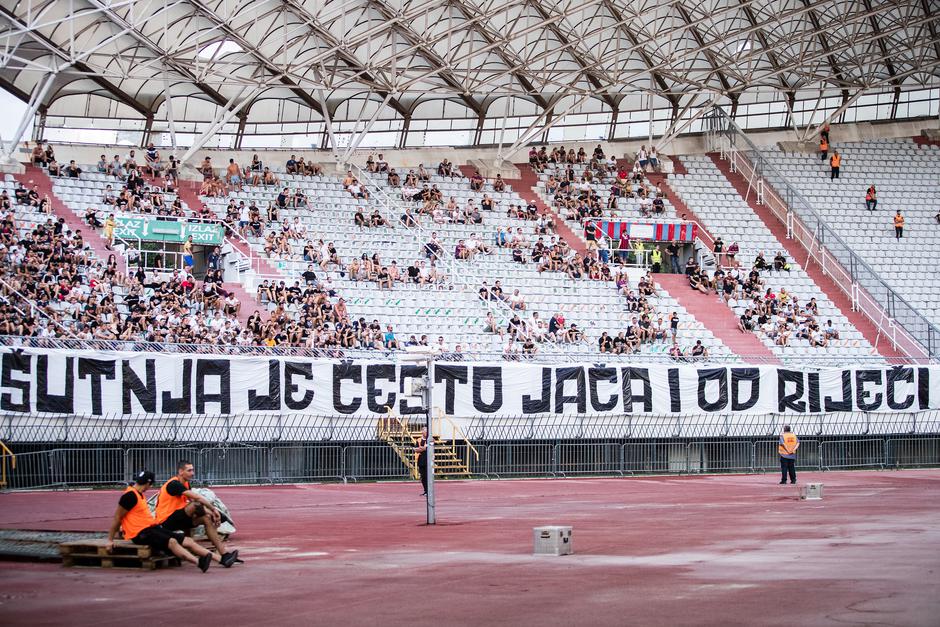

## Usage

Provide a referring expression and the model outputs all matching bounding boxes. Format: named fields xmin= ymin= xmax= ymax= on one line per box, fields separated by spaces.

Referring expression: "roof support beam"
xmin=180 ymin=85 xmax=259 ymax=164
xmin=524 ymin=0 xmax=618 ymax=110
xmin=445 ymin=0 xmax=550 ymax=112
xmin=184 ymin=0 xmax=326 ymax=118
xmin=81 ymin=0 xmax=232 ymax=111
xmin=672 ymin=4 xmax=732 ymax=93
xmin=799 ymin=0 xmax=847 ymax=88
xmin=2 ymin=70 xmax=57 ymax=161
xmin=600 ymin=0 xmax=676 ymax=109
xmin=799 ymin=89 xmax=866 ymax=142
xmin=496 ymin=93 xmax=589 ymax=165
xmin=367 ymin=0 xmax=483 ymax=116
xmin=860 ymin=0 xmax=898 ymax=87
xmin=0 ymin=5 xmax=151 ymax=116
xmin=278 ymin=0 xmax=409 ymax=118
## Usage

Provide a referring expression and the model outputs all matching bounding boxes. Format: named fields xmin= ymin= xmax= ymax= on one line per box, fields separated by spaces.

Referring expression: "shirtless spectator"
xmin=225 ymin=159 xmax=243 ymax=191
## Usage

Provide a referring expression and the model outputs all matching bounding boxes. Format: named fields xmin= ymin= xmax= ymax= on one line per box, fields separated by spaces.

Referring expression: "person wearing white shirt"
xmin=509 ymin=289 xmax=526 ymax=311
xmin=293 ymin=217 xmax=307 ymax=238
xmin=209 ymin=312 xmax=226 ymax=332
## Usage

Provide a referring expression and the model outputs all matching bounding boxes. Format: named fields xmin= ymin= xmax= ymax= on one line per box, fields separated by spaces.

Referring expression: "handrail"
xmin=0 ymin=277 xmax=79 ymax=339
xmin=434 ymin=409 xmax=480 ymax=466
xmin=349 ymin=163 xmax=517 ymax=325
xmin=704 ymin=106 xmax=937 ymax=360
xmin=0 ymin=334 xmax=932 ymax=364
xmin=0 ymin=440 xmax=15 ymax=489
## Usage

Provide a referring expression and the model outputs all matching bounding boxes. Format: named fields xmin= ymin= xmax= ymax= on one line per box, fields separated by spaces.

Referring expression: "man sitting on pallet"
xmin=155 ymin=460 xmax=238 ymax=566
xmin=108 ymin=471 xmax=236 ymax=572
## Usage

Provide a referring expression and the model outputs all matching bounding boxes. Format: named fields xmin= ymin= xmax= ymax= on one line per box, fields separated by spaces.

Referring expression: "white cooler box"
xmin=799 ymin=483 xmax=824 ymax=500
xmin=533 ymin=526 xmax=573 ymax=556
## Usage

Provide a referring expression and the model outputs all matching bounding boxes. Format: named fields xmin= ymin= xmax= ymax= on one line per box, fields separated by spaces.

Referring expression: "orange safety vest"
xmin=830 ymin=154 xmax=841 ymax=168
xmin=894 ymin=214 xmax=904 ymax=228
xmin=155 ymin=477 xmax=190 ymax=524
xmin=820 ymin=138 xmax=829 ymax=152
xmin=778 ymin=432 xmax=799 ymax=458
xmin=120 ymin=487 xmax=156 ymax=540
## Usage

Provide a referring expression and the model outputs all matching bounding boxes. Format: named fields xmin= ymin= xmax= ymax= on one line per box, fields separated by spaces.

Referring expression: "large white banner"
xmin=0 ymin=348 xmax=936 ymax=417
xmin=0 ymin=348 xmax=427 ymax=417
xmin=431 ymin=362 xmax=938 ymax=416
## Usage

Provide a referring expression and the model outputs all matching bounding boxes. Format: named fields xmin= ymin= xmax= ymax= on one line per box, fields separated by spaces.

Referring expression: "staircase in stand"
xmin=708 ymin=153 xmax=906 ymax=360
xmin=378 ymin=415 xmax=476 ymax=480
xmin=503 ymin=164 xmax=588 ymax=255
xmin=13 ymin=165 xmax=126 ymax=274
xmin=221 ymin=282 xmax=262 ymax=325
xmin=655 ymin=275 xmax=778 ymax=362
xmin=175 ymin=180 xmax=281 ymax=278
xmin=646 ymin=161 xmax=716 ymax=249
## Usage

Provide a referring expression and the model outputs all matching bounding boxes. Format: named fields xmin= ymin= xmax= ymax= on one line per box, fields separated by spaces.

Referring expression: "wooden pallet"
xmin=59 ymin=539 xmax=181 ymax=570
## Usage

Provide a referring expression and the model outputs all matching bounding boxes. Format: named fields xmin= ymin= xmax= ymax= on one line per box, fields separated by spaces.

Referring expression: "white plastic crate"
xmin=533 ymin=526 xmax=573 ymax=556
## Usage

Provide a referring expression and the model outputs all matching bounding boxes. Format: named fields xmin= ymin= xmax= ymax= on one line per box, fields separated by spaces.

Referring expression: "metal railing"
xmin=703 ymin=106 xmax=939 ymax=360
xmin=0 ymin=440 xmax=14 ymax=488
xmin=433 ymin=410 xmax=480 ymax=470
xmin=0 ymin=278 xmax=77 ymax=338
xmin=349 ymin=163 xmax=518 ymax=326
xmin=3 ymin=436 xmax=938 ymax=490
xmin=2 ymin=335 xmax=932 ymax=365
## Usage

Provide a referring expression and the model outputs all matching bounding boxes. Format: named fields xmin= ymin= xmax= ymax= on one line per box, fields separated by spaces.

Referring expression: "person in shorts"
xmin=155 ymin=460 xmax=237 ymax=564
xmin=107 ymin=471 xmax=235 ymax=571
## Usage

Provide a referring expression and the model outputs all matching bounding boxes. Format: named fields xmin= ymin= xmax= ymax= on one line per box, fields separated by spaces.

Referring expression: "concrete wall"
xmin=15 ymin=118 xmax=938 ymax=173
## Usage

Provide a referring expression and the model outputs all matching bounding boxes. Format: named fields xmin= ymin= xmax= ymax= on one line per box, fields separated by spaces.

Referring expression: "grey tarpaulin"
xmin=146 ymin=488 xmax=236 ymax=537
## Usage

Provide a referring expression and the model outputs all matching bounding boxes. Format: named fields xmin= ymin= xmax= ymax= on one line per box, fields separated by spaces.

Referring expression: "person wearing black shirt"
xmin=206 ymin=247 xmax=222 ymax=271
xmin=155 ymin=461 xmax=237 ymax=566
xmin=407 ymin=263 xmax=421 ymax=284
xmin=108 ymin=470 xmax=222 ymax=572
xmin=302 ymin=264 xmax=318 ymax=285
xmin=65 ymin=160 xmax=82 ymax=178
xmin=415 ymin=427 xmax=430 ymax=495
xmin=666 ymin=241 xmax=681 ymax=274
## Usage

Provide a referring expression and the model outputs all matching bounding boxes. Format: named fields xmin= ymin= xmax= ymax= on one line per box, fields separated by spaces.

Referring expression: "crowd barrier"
xmin=3 ymin=435 xmax=938 ymax=490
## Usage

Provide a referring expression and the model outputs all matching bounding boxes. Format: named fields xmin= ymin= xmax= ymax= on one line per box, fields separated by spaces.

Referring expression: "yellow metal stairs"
xmin=378 ymin=412 xmax=477 ymax=479
xmin=0 ymin=441 xmax=14 ymax=489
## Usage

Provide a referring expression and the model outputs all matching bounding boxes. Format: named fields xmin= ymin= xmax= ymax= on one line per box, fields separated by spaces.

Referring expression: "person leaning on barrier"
xmin=155 ymin=460 xmax=239 ymax=567
xmin=778 ymin=425 xmax=800 ymax=485
xmin=416 ymin=427 xmax=430 ymax=496
xmin=108 ymin=471 xmax=233 ymax=572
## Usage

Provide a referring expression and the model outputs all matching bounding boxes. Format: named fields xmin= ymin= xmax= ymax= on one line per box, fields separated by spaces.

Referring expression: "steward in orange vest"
xmin=819 ymin=137 xmax=829 ymax=160
xmin=107 ymin=470 xmax=223 ymax=571
xmin=156 ymin=460 xmax=238 ymax=565
xmin=778 ymin=426 xmax=799 ymax=484
xmin=894 ymin=211 xmax=905 ymax=240
xmin=829 ymin=152 xmax=841 ymax=180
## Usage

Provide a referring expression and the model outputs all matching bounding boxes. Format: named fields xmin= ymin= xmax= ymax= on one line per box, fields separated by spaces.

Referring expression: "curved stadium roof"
xmin=0 ymin=0 xmax=938 ymax=133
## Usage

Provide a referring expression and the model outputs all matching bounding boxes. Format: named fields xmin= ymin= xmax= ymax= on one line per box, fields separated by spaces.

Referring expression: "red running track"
xmin=1 ymin=471 xmax=939 ymax=626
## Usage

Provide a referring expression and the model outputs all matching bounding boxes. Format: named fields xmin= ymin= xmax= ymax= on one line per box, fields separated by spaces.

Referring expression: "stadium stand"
xmin=760 ymin=138 xmax=940 ymax=326
xmin=667 ymin=155 xmax=880 ymax=365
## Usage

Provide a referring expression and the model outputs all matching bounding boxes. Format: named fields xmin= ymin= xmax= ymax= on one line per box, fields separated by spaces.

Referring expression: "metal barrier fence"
xmin=1 ymin=335 xmax=934 ymax=366
xmin=3 ymin=437 xmax=940 ymax=490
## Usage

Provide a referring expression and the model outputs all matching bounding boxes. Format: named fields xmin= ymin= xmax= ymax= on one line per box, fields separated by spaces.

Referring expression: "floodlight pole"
xmin=425 ymin=356 xmax=435 ymax=525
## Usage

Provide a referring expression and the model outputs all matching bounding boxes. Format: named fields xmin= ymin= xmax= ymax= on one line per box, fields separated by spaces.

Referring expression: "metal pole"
xmin=425 ymin=357 xmax=435 ymax=525
xmin=3 ymin=71 xmax=57 ymax=161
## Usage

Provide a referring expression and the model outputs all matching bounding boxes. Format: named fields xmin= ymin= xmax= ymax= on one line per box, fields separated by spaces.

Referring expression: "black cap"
xmin=135 ymin=470 xmax=156 ymax=485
